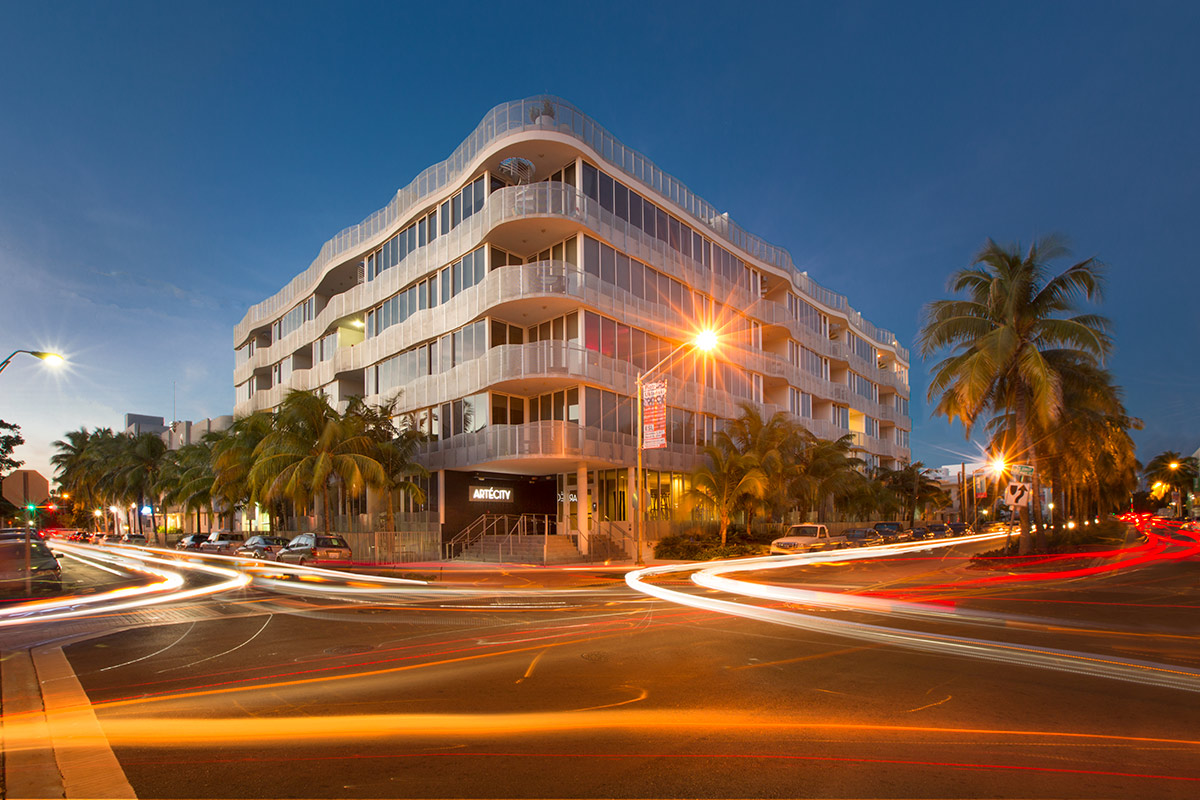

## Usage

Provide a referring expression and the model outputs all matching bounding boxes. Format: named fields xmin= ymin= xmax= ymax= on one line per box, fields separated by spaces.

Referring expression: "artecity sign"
xmin=470 ymin=486 xmax=514 ymax=502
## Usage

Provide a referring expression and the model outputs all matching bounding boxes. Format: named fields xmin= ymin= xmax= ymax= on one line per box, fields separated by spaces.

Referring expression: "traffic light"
xmin=25 ymin=503 xmax=35 ymax=513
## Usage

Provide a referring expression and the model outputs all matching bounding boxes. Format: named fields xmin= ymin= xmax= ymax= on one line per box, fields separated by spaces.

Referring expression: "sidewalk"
xmin=1 ymin=644 xmax=135 ymax=799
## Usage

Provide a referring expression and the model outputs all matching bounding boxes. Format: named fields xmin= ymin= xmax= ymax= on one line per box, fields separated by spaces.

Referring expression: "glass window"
xmin=582 ymin=161 xmax=598 ymax=200
xmin=510 ymin=396 xmax=524 ymax=425
xmin=565 ymin=312 xmax=579 ymax=346
xmin=563 ymin=162 xmax=576 ymax=187
xmin=600 ymin=316 xmax=616 ymax=358
xmin=567 ymin=387 xmax=579 ymax=422
xmin=602 ymin=390 xmax=616 ymax=432
xmin=642 ymin=200 xmax=655 ymax=239
xmin=509 ymin=324 xmax=524 ymax=345
xmin=585 ymin=386 xmax=602 ymax=428
xmin=632 ymin=328 xmax=647 ymax=371
xmin=584 ymin=311 xmax=600 ymax=352
xmin=600 ymin=244 xmax=614 ymax=284
xmin=628 ymin=192 xmax=643 ymax=232
xmin=583 ymin=236 xmax=599 ymax=277
xmin=630 ymin=260 xmax=644 ymax=299
xmin=616 ymin=323 xmax=631 ymax=363
xmin=614 ymin=182 xmax=628 ymax=222
xmin=491 ymin=320 xmax=507 ymax=347
xmin=553 ymin=390 xmax=565 ymax=421
xmin=492 ymin=393 xmax=508 ymax=425
xmin=552 ymin=316 xmax=565 ymax=341
xmin=565 ymin=236 xmax=577 ymax=266
xmin=616 ymin=253 xmax=630 ymax=292
xmin=474 ymin=248 xmax=486 ymax=285
xmin=540 ymin=394 xmax=552 ymax=420
xmin=440 ymin=201 xmax=450 ymax=235
xmin=599 ymin=171 xmax=614 ymax=213
xmin=656 ymin=207 xmax=669 ymax=244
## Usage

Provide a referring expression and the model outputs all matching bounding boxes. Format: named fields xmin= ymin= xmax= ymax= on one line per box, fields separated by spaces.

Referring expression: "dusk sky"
xmin=2 ymin=1 xmax=1197 ymax=482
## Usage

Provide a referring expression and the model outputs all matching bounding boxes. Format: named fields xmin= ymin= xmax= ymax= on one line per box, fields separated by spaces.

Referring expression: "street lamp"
xmin=0 ymin=349 xmax=65 ymax=376
xmin=634 ymin=329 xmax=719 ymax=565
xmin=1169 ymin=462 xmax=1181 ymax=518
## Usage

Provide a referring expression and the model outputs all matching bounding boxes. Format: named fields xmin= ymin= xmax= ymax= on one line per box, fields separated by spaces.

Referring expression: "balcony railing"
xmin=236 ymin=96 xmax=904 ymax=360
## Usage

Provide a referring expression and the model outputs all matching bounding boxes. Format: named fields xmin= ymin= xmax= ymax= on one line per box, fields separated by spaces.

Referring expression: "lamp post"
xmin=1169 ymin=461 xmax=1181 ymax=519
xmin=966 ymin=456 xmax=1006 ymax=528
xmin=634 ymin=329 xmax=718 ymax=566
xmin=0 ymin=349 xmax=64 ymax=376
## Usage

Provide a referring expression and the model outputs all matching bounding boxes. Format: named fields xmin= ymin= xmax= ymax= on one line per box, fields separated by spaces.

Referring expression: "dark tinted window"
xmin=317 ymin=537 xmax=348 ymax=548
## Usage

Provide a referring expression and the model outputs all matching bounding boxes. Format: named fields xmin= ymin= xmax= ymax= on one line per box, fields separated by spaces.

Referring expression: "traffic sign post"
xmin=1005 ymin=482 xmax=1032 ymax=508
xmin=2 ymin=469 xmax=49 ymax=597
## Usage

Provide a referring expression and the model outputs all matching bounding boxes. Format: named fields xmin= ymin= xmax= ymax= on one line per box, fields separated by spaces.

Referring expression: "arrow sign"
xmin=1005 ymin=482 xmax=1031 ymax=508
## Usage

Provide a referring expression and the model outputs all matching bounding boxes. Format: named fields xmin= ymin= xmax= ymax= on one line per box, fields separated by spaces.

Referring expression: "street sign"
xmin=1004 ymin=482 xmax=1031 ymax=508
xmin=1012 ymin=464 xmax=1035 ymax=483
xmin=2 ymin=469 xmax=49 ymax=507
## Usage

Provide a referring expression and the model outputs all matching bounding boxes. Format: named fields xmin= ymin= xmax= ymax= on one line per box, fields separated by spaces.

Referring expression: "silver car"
xmin=199 ymin=530 xmax=245 ymax=554
xmin=235 ymin=535 xmax=291 ymax=560
xmin=276 ymin=534 xmax=353 ymax=566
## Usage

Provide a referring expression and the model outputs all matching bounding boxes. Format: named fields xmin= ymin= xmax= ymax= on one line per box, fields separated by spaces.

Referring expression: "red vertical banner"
xmin=642 ymin=380 xmax=667 ymax=450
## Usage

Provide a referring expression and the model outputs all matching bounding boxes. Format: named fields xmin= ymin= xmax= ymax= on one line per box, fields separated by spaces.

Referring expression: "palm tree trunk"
xmin=386 ymin=487 xmax=395 ymax=532
xmin=322 ymin=486 xmax=332 ymax=535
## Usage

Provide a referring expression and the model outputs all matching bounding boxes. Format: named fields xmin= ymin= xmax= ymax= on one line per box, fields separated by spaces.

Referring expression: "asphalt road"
xmin=27 ymin=538 xmax=1197 ymax=799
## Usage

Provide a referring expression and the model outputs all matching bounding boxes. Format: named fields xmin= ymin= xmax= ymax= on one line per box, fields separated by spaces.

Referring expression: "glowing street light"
xmin=0 ymin=349 xmax=65 ymax=376
xmin=634 ymin=329 xmax=720 ymax=565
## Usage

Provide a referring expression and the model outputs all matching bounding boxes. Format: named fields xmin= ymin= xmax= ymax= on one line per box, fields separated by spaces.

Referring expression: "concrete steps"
xmin=457 ymin=535 xmax=584 ymax=564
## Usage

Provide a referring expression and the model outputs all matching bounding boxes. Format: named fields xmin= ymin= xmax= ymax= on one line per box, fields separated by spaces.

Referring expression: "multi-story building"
xmin=234 ymin=96 xmax=911 ymax=552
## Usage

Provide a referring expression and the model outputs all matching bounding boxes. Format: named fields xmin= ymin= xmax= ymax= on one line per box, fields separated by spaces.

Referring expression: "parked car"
xmin=119 ymin=533 xmax=147 ymax=546
xmin=98 ymin=532 xmax=124 ymax=544
xmin=926 ymin=523 xmax=949 ymax=538
xmin=69 ymin=531 xmax=91 ymax=542
xmin=176 ymin=533 xmax=209 ymax=550
xmin=276 ymin=534 xmax=354 ymax=566
xmin=199 ymin=531 xmax=245 ymax=554
xmin=235 ymin=535 xmax=292 ymax=561
xmin=906 ymin=526 xmax=932 ymax=541
xmin=872 ymin=522 xmax=908 ymax=544
xmin=843 ymin=528 xmax=884 ymax=548
xmin=0 ymin=538 xmax=62 ymax=595
xmin=769 ymin=524 xmax=849 ymax=554
xmin=947 ymin=522 xmax=971 ymax=537
xmin=0 ymin=528 xmax=45 ymax=541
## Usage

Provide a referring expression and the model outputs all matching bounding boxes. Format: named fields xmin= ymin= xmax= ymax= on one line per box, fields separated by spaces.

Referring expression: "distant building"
xmin=123 ymin=414 xmax=233 ymax=450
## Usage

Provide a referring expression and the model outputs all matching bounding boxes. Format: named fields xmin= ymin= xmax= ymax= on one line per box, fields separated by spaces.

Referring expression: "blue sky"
xmin=2 ymin=1 xmax=1197 ymax=480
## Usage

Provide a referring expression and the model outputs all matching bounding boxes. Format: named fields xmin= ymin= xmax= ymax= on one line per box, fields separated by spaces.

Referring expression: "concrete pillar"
xmin=576 ymin=463 xmax=589 ymax=555
xmin=627 ymin=466 xmax=638 ymax=561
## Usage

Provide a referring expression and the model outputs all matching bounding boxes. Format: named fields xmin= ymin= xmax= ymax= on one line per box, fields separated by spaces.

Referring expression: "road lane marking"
xmin=515 ymin=648 xmax=549 ymax=683
xmin=907 ymin=694 xmax=953 ymax=713
xmin=730 ymin=645 xmax=872 ymax=670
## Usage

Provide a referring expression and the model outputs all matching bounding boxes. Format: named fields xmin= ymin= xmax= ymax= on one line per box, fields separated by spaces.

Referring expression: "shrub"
xmin=654 ymin=529 xmax=764 ymax=560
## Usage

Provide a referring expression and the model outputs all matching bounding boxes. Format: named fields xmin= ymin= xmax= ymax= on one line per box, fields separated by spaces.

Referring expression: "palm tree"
xmin=250 ymin=391 xmax=385 ymax=534
xmin=685 ymin=432 xmax=766 ymax=546
xmin=724 ymin=403 xmax=800 ymax=527
xmin=918 ymin=236 xmax=1112 ymax=554
xmin=112 ymin=432 xmax=168 ymax=542
xmin=1143 ymin=451 xmax=1198 ymax=519
xmin=347 ymin=396 xmax=429 ymax=531
xmin=159 ymin=440 xmax=217 ymax=534
xmin=211 ymin=412 xmax=273 ymax=529
xmin=878 ymin=461 xmax=948 ymax=528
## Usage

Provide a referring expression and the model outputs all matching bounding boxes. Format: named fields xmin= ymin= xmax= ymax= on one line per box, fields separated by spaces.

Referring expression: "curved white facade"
xmin=234 ymin=96 xmax=911 ymax=543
